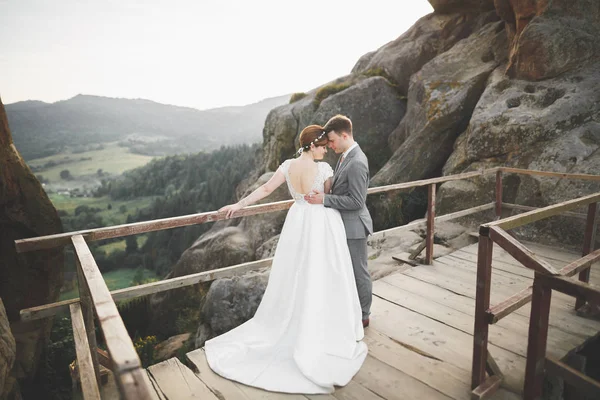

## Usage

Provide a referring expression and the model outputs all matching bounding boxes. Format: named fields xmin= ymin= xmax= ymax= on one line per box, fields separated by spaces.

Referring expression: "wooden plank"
xmin=538 ymin=275 xmax=600 ymax=304
xmin=369 ymin=295 xmax=526 ymax=394
xmin=405 ymin=256 xmax=600 ymax=338
xmin=545 ymin=357 xmax=600 ymax=398
xmin=71 ymin=235 xmax=141 ymax=373
xmin=577 ymin=202 xmax=598 ymax=308
xmin=495 ymin=171 xmax=502 ymax=218
xmin=374 ymin=280 xmax=530 ymax=358
xmin=488 ymin=227 xmax=559 ymax=275
xmin=487 ymin=286 xmax=532 ymax=324
xmin=484 ymin=192 xmax=600 ymax=231
xmin=118 ymin=368 xmax=157 ymax=400
xmin=140 ymin=370 xmax=163 ymax=400
xmin=186 ymin=348 xmax=308 ymax=400
xmin=523 ymin=278 xmax=552 ymax=400
xmin=471 ymin=234 xmax=493 ymax=390
xmin=391 ymin=253 xmax=420 ymax=266
xmin=364 ymin=327 xmax=473 ymax=400
xmin=75 ymin=255 xmax=101 ymax=387
xmin=471 ymin=375 xmax=502 ymax=400
xmin=20 ymin=257 xmax=273 ymax=321
xmin=69 ymin=303 xmax=101 ymax=400
xmin=186 ymin=348 xmax=253 ymax=400
xmin=426 ymin=184 xmax=436 ymax=264
xmin=486 ymin=352 xmax=503 ymax=379
xmin=332 ymin=380 xmax=385 ymax=400
xmin=500 ymin=167 xmax=600 ymax=182
xmin=15 ymin=199 xmax=295 ymax=253
xmin=353 ymin=355 xmax=453 ymax=400
xmin=409 ymin=241 xmax=426 ymax=260
xmin=502 ymin=203 xmax=587 ymax=220
xmin=148 ymin=357 xmax=219 ymax=399
xmin=380 ymin=272 xmax=585 ymax=362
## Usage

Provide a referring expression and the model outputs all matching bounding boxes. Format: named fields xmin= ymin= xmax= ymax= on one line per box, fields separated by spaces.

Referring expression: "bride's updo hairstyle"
xmin=298 ymin=125 xmax=328 ymax=153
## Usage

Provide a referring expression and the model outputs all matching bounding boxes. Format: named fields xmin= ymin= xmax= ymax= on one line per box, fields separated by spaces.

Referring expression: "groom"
xmin=305 ymin=114 xmax=373 ymax=327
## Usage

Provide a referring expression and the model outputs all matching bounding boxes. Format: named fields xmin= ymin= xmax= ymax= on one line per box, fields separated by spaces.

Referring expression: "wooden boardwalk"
xmin=140 ymin=241 xmax=600 ymax=400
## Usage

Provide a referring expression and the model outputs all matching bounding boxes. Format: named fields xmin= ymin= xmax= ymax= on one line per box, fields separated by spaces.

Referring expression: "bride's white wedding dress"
xmin=205 ymin=159 xmax=368 ymax=394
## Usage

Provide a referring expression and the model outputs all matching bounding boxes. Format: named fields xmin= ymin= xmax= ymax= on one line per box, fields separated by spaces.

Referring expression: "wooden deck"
xmin=140 ymin=241 xmax=600 ymax=400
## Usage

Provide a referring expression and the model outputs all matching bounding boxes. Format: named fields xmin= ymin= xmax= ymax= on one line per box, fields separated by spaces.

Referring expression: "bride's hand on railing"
xmin=219 ymin=203 xmax=243 ymax=219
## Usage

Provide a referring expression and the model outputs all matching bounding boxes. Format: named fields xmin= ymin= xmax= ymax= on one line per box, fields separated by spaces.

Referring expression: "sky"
xmin=0 ymin=0 xmax=433 ymax=110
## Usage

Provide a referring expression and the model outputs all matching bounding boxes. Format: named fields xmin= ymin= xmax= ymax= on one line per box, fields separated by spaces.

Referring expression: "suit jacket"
xmin=323 ymin=145 xmax=374 ymax=239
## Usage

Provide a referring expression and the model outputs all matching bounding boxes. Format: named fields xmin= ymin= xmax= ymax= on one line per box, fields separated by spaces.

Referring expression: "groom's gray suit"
xmin=323 ymin=144 xmax=373 ymax=319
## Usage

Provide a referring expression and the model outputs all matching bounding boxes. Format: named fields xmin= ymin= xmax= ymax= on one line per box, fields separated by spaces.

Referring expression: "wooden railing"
xmin=15 ymin=167 xmax=600 ymax=399
xmin=470 ymin=171 xmax=600 ymax=399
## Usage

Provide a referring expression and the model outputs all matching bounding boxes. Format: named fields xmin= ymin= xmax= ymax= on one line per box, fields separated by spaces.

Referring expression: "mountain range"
xmin=5 ymin=93 xmax=290 ymax=160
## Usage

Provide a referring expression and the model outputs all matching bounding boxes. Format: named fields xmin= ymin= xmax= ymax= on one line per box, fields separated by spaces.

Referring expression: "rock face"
xmin=149 ymin=226 xmax=254 ymax=337
xmin=261 ymin=75 xmax=406 ymax=177
xmin=195 ymin=269 xmax=270 ymax=347
xmin=496 ymin=0 xmax=600 ymax=80
xmin=352 ymin=11 xmax=496 ymax=96
xmin=439 ymin=62 xmax=600 ymax=244
xmin=0 ymin=298 xmax=17 ymax=400
xmin=0 ymin=98 xmax=64 ymax=383
xmin=369 ymin=20 xmax=507 ymax=229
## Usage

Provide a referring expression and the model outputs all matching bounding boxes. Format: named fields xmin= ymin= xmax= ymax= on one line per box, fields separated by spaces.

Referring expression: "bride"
xmin=205 ymin=124 xmax=367 ymax=394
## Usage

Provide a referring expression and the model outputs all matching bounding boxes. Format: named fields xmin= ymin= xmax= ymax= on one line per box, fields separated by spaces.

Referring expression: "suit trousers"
xmin=347 ymin=238 xmax=372 ymax=319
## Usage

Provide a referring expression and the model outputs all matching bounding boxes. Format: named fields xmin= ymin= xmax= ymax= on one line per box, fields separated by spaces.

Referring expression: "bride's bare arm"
xmin=219 ymin=169 xmax=286 ymax=218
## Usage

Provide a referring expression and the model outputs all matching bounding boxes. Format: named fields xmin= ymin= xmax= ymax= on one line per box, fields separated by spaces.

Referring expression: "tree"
xmin=126 ymin=235 xmax=138 ymax=253
xmin=60 ymin=169 xmax=73 ymax=180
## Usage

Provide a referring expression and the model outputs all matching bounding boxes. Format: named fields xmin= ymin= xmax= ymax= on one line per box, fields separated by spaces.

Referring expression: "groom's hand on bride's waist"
xmin=304 ymin=190 xmax=324 ymax=204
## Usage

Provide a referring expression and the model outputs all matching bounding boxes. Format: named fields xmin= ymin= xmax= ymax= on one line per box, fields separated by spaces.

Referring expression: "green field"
xmin=28 ymin=141 xmax=154 ymax=182
xmin=49 ymin=194 xmax=157 ymax=226
xmin=97 ymin=235 xmax=148 ymax=254
xmin=59 ymin=268 xmax=159 ymax=301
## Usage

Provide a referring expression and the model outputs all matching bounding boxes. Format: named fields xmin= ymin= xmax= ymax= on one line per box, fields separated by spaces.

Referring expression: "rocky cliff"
xmin=0 ymin=97 xmax=64 ymax=397
xmin=176 ymin=0 xmax=600 ymax=345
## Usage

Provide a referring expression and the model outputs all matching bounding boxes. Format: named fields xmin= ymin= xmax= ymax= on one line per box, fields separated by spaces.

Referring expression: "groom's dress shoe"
xmin=362 ymin=318 xmax=370 ymax=328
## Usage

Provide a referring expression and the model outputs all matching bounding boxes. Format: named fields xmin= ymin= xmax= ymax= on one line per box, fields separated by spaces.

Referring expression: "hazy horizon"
xmin=1 ymin=0 xmax=433 ymax=110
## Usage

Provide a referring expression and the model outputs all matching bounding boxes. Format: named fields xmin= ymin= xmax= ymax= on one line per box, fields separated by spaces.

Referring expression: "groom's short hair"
xmin=323 ymin=114 xmax=352 ymax=136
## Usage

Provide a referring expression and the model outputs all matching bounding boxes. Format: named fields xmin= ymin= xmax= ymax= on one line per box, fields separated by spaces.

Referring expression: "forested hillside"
xmin=60 ymin=144 xmax=260 ymax=276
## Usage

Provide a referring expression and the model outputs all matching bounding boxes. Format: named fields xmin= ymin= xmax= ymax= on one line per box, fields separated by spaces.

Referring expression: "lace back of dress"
xmin=281 ymin=160 xmax=330 ymax=202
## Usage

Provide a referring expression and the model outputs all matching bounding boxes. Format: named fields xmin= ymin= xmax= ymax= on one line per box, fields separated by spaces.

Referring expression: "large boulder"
xmin=495 ymin=0 xmax=600 ymax=80
xmin=439 ymin=62 xmax=600 ymax=245
xmin=312 ymin=76 xmax=407 ymax=174
xmin=0 ymin=298 xmax=17 ymax=399
xmin=369 ymin=21 xmax=507 ymax=230
xmin=149 ymin=227 xmax=254 ymax=337
xmin=352 ymin=10 xmax=499 ymax=96
xmin=263 ymin=74 xmax=405 ymax=176
xmin=0 ymin=98 xmax=64 ymax=382
xmin=194 ymin=269 xmax=270 ymax=347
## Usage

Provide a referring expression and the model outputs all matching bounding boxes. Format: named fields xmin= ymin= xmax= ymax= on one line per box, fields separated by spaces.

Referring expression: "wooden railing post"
xmin=495 ymin=170 xmax=502 ymax=219
xmin=425 ymin=183 xmax=436 ymax=265
xmin=471 ymin=228 xmax=493 ymax=389
xmin=75 ymin=252 xmax=102 ymax=388
xmin=524 ymin=275 xmax=552 ymax=399
xmin=70 ymin=303 xmax=101 ymax=400
xmin=577 ymin=202 xmax=598 ymax=309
